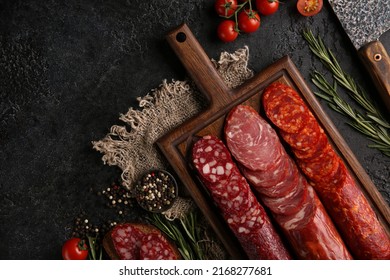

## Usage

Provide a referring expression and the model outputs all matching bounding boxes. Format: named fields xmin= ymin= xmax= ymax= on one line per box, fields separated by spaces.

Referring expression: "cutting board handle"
xmin=166 ymin=23 xmax=233 ymax=107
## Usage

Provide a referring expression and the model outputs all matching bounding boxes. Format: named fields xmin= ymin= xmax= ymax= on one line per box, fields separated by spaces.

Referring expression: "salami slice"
xmin=104 ymin=223 xmax=181 ymax=260
xmin=242 ymin=157 xmax=299 ymax=198
xmin=192 ymin=135 xmax=291 ymax=260
xmin=140 ymin=231 xmax=180 ymax=260
xmin=273 ymin=185 xmax=316 ymax=231
xmin=111 ymin=223 xmax=143 ymax=260
xmin=240 ymin=152 xmax=290 ymax=188
xmin=262 ymin=82 xmax=390 ymax=259
xmin=266 ymin=102 xmax=311 ymax=134
xmin=225 ymin=104 xmax=352 ymax=260
xmin=225 ymin=105 xmax=284 ymax=171
xmin=192 ymin=135 xmax=234 ymax=184
xmin=206 ymin=168 xmax=257 ymax=219
xmin=261 ymin=176 xmax=308 ymax=216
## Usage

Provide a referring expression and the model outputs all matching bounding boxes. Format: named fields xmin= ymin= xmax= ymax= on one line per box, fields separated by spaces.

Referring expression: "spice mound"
xmin=135 ymin=170 xmax=178 ymax=213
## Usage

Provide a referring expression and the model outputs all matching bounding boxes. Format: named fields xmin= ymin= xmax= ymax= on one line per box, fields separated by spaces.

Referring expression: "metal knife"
xmin=328 ymin=0 xmax=390 ymax=112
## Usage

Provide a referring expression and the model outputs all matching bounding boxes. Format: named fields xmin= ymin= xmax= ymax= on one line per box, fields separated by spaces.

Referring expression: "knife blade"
xmin=328 ymin=0 xmax=390 ymax=112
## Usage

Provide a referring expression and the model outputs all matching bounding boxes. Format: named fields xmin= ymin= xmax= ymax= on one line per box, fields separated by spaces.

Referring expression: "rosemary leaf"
xmin=367 ymin=114 xmax=390 ymax=129
xmin=314 ymin=91 xmax=333 ymax=103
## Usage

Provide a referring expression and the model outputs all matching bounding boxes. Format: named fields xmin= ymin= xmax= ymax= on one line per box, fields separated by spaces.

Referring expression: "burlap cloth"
xmin=92 ymin=47 xmax=252 ymax=242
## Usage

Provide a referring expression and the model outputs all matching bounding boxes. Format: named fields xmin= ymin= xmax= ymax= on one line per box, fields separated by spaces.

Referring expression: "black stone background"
xmin=0 ymin=0 xmax=389 ymax=259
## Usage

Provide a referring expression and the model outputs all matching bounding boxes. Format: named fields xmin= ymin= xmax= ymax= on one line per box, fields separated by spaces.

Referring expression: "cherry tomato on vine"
xmin=215 ymin=0 xmax=238 ymax=17
xmin=62 ymin=238 xmax=88 ymax=260
xmin=256 ymin=0 xmax=279 ymax=16
xmin=297 ymin=0 xmax=323 ymax=17
xmin=237 ymin=9 xmax=261 ymax=33
xmin=217 ymin=20 xmax=239 ymax=42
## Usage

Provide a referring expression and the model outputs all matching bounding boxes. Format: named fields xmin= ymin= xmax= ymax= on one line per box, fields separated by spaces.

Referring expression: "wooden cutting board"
xmin=157 ymin=23 xmax=390 ymax=259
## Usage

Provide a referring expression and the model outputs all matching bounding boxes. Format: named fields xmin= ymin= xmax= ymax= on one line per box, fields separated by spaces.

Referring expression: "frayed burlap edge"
xmin=92 ymin=46 xmax=253 ymax=194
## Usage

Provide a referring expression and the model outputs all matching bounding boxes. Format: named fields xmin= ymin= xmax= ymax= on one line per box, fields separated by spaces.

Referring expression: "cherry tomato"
xmin=256 ymin=0 xmax=279 ymax=16
xmin=215 ymin=0 xmax=238 ymax=17
xmin=237 ymin=9 xmax=261 ymax=33
xmin=217 ymin=20 xmax=239 ymax=42
xmin=62 ymin=238 xmax=88 ymax=260
xmin=297 ymin=0 xmax=323 ymax=17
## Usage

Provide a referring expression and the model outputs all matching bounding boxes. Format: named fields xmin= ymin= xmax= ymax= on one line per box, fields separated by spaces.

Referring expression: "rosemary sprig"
xmin=148 ymin=211 xmax=207 ymax=260
xmin=302 ymin=29 xmax=390 ymax=129
xmin=311 ymin=71 xmax=390 ymax=156
xmin=302 ymin=29 xmax=390 ymax=156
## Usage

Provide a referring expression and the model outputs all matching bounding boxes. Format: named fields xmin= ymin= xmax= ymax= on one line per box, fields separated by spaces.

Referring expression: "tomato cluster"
xmin=214 ymin=0 xmax=279 ymax=42
xmin=214 ymin=0 xmax=323 ymax=42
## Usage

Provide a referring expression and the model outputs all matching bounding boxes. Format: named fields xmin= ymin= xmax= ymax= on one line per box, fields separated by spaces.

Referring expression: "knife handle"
xmin=358 ymin=41 xmax=390 ymax=112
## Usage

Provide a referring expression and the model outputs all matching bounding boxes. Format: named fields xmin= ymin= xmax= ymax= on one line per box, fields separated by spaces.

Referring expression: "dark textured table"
xmin=0 ymin=0 xmax=389 ymax=259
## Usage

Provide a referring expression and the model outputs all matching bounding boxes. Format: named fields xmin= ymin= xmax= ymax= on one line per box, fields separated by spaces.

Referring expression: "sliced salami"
xmin=273 ymin=185 xmax=316 ymax=231
xmin=266 ymin=102 xmax=311 ymax=134
xmin=206 ymin=168 xmax=257 ymax=220
xmin=224 ymin=105 xmax=284 ymax=171
xmin=261 ymin=175 xmax=308 ymax=216
xmin=111 ymin=223 xmax=143 ymax=260
xmin=242 ymin=157 xmax=299 ymax=198
xmin=262 ymin=83 xmax=314 ymax=134
xmin=140 ymin=231 xmax=180 ymax=260
xmin=262 ymin=82 xmax=390 ymax=259
xmin=104 ymin=223 xmax=181 ymax=260
xmin=192 ymin=135 xmax=234 ymax=184
xmin=225 ymin=104 xmax=352 ymax=260
xmin=192 ymin=135 xmax=291 ymax=260
xmin=240 ymin=153 xmax=289 ymax=188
